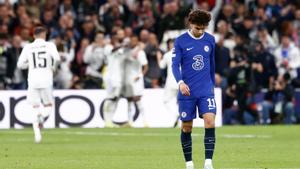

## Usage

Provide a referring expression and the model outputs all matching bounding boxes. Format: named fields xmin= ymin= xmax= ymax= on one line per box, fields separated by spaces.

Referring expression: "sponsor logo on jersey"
xmin=192 ymin=55 xmax=204 ymax=70
xmin=186 ymin=47 xmax=193 ymax=51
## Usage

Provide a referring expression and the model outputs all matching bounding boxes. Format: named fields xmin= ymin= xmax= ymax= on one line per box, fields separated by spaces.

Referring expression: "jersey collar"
xmin=34 ymin=38 xmax=46 ymax=42
xmin=187 ymin=30 xmax=205 ymax=40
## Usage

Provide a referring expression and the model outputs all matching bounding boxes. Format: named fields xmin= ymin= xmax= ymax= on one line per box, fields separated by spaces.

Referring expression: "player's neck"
xmin=194 ymin=33 xmax=203 ymax=38
xmin=188 ymin=30 xmax=205 ymax=40
xmin=34 ymin=38 xmax=45 ymax=41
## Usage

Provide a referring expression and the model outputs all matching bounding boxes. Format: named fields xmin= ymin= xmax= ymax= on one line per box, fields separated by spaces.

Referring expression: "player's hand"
xmin=179 ymin=82 xmax=190 ymax=96
xmin=134 ymin=76 xmax=140 ymax=82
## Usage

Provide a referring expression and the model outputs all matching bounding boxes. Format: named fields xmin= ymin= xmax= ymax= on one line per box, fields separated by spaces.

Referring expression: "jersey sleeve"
xmin=48 ymin=42 xmax=61 ymax=71
xmin=210 ymin=37 xmax=216 ymax=86
xmin=49 ymin=43 xmax=61 ymax=62
xmin=138 ymin=50 xmax=148 ymax=66
xmin=159 ymin=52 xmax=168 ymax=69
xmin=17 ymin=46 xmax=29 ymax=69
xmin=171 ymin=39 xmax=183 ymax=82
xmin=83 ymin=45 xmax=92 ymax=63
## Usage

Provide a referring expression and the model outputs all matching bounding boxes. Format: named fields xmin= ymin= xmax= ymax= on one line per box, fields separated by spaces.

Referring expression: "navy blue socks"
xmin=204 ymin=128 xmax=215 ymax=159
xmin=181 ymin=130 xmax=192 ymax=162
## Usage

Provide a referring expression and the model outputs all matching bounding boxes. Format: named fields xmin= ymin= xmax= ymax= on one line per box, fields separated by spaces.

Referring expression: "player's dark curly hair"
xmin=188 ymin=9 xmax=211 ymax=26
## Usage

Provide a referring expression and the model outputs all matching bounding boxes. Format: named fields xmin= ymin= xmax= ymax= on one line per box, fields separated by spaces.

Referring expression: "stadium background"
xmin=0 ymin=0 xmax=300 ymax=168
xmin=1 ymin=0 xmax=300 ymax=125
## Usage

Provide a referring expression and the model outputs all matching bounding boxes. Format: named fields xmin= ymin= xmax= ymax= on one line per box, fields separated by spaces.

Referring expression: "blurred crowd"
xmin=1 ymin=0 xmax=300 ymax=125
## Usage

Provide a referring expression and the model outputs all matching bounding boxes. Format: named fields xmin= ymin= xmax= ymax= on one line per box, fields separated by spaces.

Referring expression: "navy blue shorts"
xmin=178 ymin=96 xmax=216 ymax=121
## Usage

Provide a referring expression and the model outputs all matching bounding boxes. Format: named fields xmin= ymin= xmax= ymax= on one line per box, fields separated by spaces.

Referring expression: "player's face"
xmin=190 ymin=24 xmax=206 ymax=38
xmin=130 ymin=37 xmax=138 ymax=48
xmin=95 ymin=34 xmax=104 ymax=44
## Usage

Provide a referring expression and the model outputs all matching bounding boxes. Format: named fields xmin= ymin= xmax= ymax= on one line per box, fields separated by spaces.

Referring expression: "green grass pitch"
xmin=0 ymin=126 xmax=300 ymax=169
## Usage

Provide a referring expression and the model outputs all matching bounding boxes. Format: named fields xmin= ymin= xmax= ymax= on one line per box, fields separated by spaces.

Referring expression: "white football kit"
xmin=123 ymin=46 xmax=148 ymax=97
xmin=159 ymin=50 xmax=178 ymax=101
xmin=83 ymin=44 xmax=111 ymax=78
xmin=17 ymin=38 xmax=60 ymax=105
xmin=159 ymin=50 xmax=179 ymax=124
xmin=104 ymin=45 xmax=126 ymax=98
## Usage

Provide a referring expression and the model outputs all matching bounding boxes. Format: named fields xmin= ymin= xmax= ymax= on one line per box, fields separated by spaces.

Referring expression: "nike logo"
xmin=186 ymin=47 xmax=193 ymax=51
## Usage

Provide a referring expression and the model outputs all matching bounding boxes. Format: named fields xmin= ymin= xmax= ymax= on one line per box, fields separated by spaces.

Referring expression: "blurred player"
xmin=158 ymin=39 xmax=179 ymax=127
xmin=102 ymin=29 xmax=126 ymax=127
xmin=123 ymin=35 xmax=148 ymax=126
xmin=172 ymin=10 xmax=216 ymax=169
xmin=17 ymin=26 xmax=60 ymax=143
xmin=83 ymin=32 xmax=108 ymax=88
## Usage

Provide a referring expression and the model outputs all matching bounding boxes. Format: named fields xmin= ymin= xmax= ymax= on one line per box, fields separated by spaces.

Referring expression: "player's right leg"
xmin=27 ymin=88 xmax=42 ymax=143
xmin=127 ymin=96 xmax=145 ymax=127
xmin=182 ymin=120 xmax=194 ymax=169
xmin=103 ymin=86 xmax=122 ymax=127
xmin=163 ymin=88 xmax=179 ymax=127
xmin=102 ymin=98 xmax=118 ymax=127
xmin=178 ymin=99 xmax=197 ymax=169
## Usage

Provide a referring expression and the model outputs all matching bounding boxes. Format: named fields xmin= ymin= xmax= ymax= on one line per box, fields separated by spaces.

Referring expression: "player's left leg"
xmin=202 ymin=113 xmax=216 ymax=169
xmin=163 ymin=88 xmax=179 ymax=127
xmin=127 ymin=81 xmax=147 ymax=127
xmin=131 ymin=96 xmax=147 ymax=127
xmin=27 ymin=88 xmax=42 ymax=143
xmin=126 ymin=97 xmax=134 ymax=126
xmin=198 ymin=97 xmax=216 ymax=169
xmin=40 ymin=87 xmax=54 ymax=125
xmin=32 ymin=105 xmax=42 ymax=143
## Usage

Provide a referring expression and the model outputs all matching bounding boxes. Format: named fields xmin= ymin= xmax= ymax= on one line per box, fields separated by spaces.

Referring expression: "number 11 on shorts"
xmin=207 ymin=98 xmax=216 ymax=110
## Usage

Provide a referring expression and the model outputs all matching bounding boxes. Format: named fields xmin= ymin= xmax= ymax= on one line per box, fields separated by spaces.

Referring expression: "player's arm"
xmin=210 ymin=37 xmax=216 ymax=86
xmin=83 ymin=45 xmax=92 ymax=63
xmin=172 ymin=39 xmax=190 ymax=96
xmin=159 ymin=52 xmax=168 ymax=69
xmin=171 ymin=39 xmax=182 ymax=82
xmin=49 ymin=43 xmax=61 ymax=71
xmin=17 ymin=46 xmax=29 ymax=69
xmin=135 ymin=50 xmax=148 ymax=81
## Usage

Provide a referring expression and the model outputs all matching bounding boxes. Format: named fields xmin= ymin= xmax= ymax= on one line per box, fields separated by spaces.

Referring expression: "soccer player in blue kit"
xmin=172 ymin=9 xmax=216 ymax=169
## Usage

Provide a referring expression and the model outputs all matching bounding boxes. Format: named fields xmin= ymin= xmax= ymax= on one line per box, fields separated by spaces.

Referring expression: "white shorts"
xmin=123 ymin=78 xmax=144 ymax=98
xmin=104 ymin=77 xmax=123 ymax=99
xmin=27 ymin=87 xmax=53 ymax=106
xmin=106 ymin=86 xmax=123 ymax=99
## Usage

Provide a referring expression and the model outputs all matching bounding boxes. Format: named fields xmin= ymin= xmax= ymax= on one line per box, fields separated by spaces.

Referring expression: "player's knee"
xmin=43 ymin=103 xmax=52 ymax=107
xmin=130 ymin=96 xmax=141 ymax=102
xmin=204 ymin=119 xmax=215 ymax=128
xmin=182 ymin=125 xmax=193 ymax=133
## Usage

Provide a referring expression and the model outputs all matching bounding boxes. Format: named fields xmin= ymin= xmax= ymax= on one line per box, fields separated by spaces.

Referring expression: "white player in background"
xmin=102 ymin=29 xmax=127 ymax=127
xmin=17 ymin=26 xmax=60 ymax=143
xmin=83 ymin=32 xmax=109 ymax=88
xmin=53 ymin=35 xmax=74 ymax=89
xmin=158 ymin=39 xmax=179 ymax=127
xmin=123 ymin=35 xmax=148 ymax=126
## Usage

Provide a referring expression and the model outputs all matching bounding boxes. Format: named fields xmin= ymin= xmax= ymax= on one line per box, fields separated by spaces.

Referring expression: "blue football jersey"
xmin=172 ymin=31 xmax=215 ymax=99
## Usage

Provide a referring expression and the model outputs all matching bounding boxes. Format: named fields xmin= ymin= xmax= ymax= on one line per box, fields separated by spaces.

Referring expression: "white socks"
xmin=185 ymin=160 xmax=213 ymax=169
xmin=104 ymin=99 xmax=117 ymax=127
xmin=205 ymin=159 xmax=212 ymax=165
xmin=33 ymin=121 xmax=41 ymax=143
xmin=186 ymin=161 xmax=194 ymax=166
xmin=43 ymin=106 xmax=52 ymax=118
